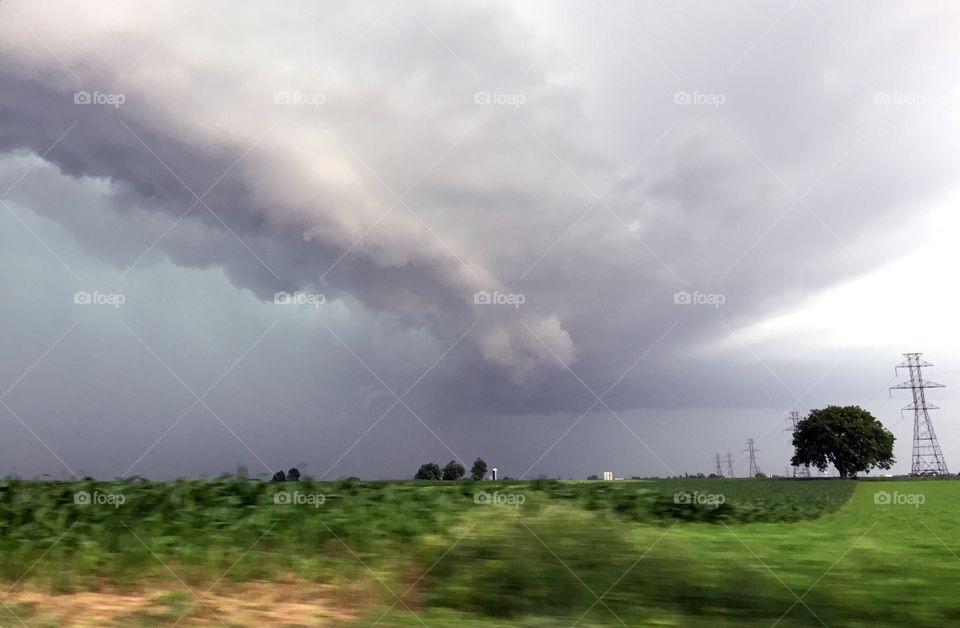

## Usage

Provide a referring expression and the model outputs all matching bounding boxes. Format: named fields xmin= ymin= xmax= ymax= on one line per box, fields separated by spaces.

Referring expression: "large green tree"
xmin=791 ymin=406 xmax=895 ymax=478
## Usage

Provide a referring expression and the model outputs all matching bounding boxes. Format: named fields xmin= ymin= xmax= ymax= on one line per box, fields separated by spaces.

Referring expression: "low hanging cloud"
xmin=0 ymin=1 xmax=587 ymax=383
xmin=1 ymin=0 xmax=958 ymax=405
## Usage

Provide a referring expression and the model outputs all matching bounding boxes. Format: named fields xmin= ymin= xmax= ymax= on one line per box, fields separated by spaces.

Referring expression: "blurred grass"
xmin=538 ymin=476 xmax=855 ymax=522
xmin=2 ymin=478 xmax=959 ymax=625
xmin=389 ymin=479 xmax=960 ymax=626
xmin=0 ymin=476 xmax=851 ymax=585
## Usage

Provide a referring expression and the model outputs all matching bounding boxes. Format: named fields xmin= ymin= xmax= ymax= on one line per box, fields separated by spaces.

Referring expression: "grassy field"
xmin=0 ymin=477 xmax=957 ymax=625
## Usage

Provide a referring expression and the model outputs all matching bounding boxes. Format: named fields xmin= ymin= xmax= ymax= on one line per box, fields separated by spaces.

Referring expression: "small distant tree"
xmin=442 ymin=460 xmax=466 ymax=481
xmin=587 ymin=474 xmax=599 ymax=480
xmin=415 ymin=462 xmax=442 ymax=480
xmin=470 ymin=457 xmax=488 ymax=481
xmin=271 ymin=470 xmax=286 ymax=482
xmin=287 ymin=467 xmax=301 ymax=481
xmin=792 ymin=405 xmax=895 ymax=478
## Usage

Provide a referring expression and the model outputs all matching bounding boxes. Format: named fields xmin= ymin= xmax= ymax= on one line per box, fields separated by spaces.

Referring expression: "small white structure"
xmin=603 ymin=471 xmax=614 ymax=481
xmin=491 ymin=467 xmax=498 ymax=481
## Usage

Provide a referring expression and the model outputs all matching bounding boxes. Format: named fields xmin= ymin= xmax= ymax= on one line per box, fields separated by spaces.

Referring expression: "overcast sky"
xmin=1 ymin=0 xmax=958 ymax=480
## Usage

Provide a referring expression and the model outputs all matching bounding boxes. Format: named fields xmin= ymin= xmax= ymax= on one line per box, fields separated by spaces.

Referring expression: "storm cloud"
xmin=1 ymin=0 xmax=958 ymax=479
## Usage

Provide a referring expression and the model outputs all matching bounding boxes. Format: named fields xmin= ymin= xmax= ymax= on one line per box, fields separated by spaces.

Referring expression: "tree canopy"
xmin=415 ymin=462 xmax=442 ymax=480
xmin=791 ymin=405 xmax=895 ymax=478
xmin=470 ymin=457 xmax=488 ymax=481
xmin=442 ymin=460 xmax=466 ymax=481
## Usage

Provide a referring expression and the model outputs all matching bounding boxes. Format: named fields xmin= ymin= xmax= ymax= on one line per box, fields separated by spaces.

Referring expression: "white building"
xmin=603 ymin=471 xmax=614 ymax=481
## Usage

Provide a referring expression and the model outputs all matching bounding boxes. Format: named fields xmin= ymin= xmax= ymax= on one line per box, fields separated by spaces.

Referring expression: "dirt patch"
xmin=0 ymin=578 xmax=370 ymax=626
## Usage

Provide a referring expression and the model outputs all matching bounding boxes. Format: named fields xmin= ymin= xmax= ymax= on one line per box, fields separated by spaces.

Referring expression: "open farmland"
xmin=1 ymin=478 xmax=958 ymax=626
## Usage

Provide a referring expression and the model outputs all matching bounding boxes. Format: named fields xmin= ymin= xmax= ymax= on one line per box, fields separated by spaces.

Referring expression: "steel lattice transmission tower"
xmin=714 ymin=453 xmax=723 ymax=477
xmin=784 ymin=411 xmax=811 ymax=478
xmin=891 ymin=353 xmax=949 ymax=476
xmin=726 ymin=453 xmax=735 ymax=478
xmin=745 ymin=439 xmax=761 ymax=477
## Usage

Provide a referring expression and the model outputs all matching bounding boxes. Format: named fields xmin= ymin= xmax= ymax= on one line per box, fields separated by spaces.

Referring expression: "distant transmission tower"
xmin=745 ymin=439 xmax=761 ymax=477
xmin=714 ymin=453 xmax=723 ymax=477
xmin=891 ymin=353 xmax=949 ymax=476
xmin=726 ymin=453 xmax=735 ymax=478
xmin=784 ymin=411 xmax=811 ymax=478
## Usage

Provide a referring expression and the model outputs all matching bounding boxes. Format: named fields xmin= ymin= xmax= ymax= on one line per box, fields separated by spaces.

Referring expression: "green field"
xmin=0 ymin=477 xmax=957 ymax=626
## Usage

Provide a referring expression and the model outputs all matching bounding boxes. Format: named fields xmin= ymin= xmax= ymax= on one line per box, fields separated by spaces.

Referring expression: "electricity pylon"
xmin=726 ymin=453 xmax=735 ymax=478
xmin=714 ymin=453 xmax=723 ymax=477
xmin=784 ymin=411 xmax=811 ymax=478
xmin=891 ymin=353 xmax=949 ymax=476
xmin=745 ymin=439 xmax=761 ymax=477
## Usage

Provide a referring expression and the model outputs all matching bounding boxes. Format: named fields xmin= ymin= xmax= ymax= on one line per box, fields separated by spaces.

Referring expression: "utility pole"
xmin=726 ymin=453 xmax=735 ymax=478
xmin=784 ymin=411 xmax=811 ymax=478
xmin=714 ymin=453 xmax=723 ymax=477
xmin=745 ymin=439 xmax=761 ymax=477
xmin=891 ymin=353 xmax=949 ymax=476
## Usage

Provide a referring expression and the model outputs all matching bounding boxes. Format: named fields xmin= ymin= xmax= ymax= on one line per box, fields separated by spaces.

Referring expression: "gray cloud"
xmin=1 ymin=0 xmax=959 ymax=478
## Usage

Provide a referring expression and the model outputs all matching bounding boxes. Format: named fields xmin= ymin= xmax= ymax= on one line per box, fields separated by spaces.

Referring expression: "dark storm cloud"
xmin=1 ymin=0 xmax=959 ymax=478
